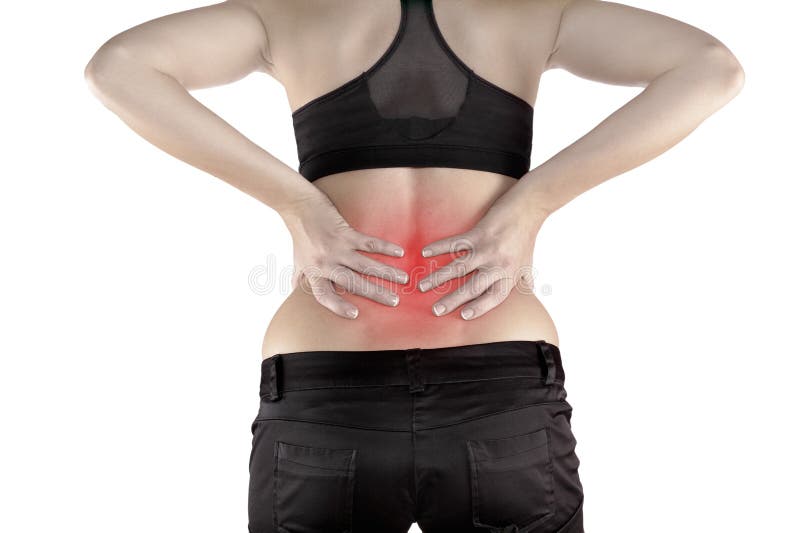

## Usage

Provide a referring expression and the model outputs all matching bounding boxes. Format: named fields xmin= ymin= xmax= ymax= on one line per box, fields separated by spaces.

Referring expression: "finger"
xmin=420 ymin=233 xmax=477 ymax=258
xmin=458 ymin=276 xmax=515 ymax=320
xmin=328 ymin=265 xmax=400 ymax=307
xmin=304 ymin=273 xmax=360 ymax=319
xmin=342 ymin=252 xmax=410 ymax=285
xmin=351 ymin=231 xmax=405 ymax=257
xmin=430 ymin=266 xmax=507 ymax=316
xmin=418 ymin=255 xmax=479 ymax=293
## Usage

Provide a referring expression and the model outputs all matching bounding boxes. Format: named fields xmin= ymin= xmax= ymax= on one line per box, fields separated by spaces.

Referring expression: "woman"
xmin=85 ymin=0 xmax=744 ymax=531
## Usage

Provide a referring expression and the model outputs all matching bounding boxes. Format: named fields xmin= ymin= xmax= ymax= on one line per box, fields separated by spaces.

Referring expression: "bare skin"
xmin=85 ymin=0 xmax=744 ymax=359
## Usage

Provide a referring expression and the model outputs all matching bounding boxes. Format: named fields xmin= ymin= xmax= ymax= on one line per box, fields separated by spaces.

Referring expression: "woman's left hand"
xmin=416 ymin=197 xmax=549 ymax=320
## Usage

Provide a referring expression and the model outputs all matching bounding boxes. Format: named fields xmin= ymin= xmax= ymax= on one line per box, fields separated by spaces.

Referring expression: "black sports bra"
xmin=291 ymin=0 xmax=534 ymax=183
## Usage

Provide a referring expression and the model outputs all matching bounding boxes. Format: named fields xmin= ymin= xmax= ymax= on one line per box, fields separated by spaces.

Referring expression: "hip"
xmin=248 ymin=340 xmax=583 ymax=533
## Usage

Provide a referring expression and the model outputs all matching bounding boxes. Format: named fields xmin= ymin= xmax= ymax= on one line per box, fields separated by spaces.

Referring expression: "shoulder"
xmin=505 ymin=0 xmax=580 ymax=71
xmin=224 ymin=0 xmax=354 ymax=80
xmin=222 ymin=0 xmax=305 ymax=78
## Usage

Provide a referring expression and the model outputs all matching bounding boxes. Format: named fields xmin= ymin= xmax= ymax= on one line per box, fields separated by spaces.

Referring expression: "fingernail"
xmin=461 ymin=308 xmax=475 ymax=320
xmin=421 ymin=249 xmax=431 ymax=257
xmin=394 ymin=248 xmax=404 ymax=257
xmin=433 ymin=303 xmax=446 ymax=316
xmin=346 ymin=308 xmax=358 ymax=319
xmin=419 ymin=280 xmax=431 ymax=292
xmin=390 ymin=295 xmax=400 ymax=306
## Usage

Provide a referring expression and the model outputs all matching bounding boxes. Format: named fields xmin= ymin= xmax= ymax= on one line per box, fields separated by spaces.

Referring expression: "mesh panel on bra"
xmin=365 ymin=0 xmax=468 ymax=140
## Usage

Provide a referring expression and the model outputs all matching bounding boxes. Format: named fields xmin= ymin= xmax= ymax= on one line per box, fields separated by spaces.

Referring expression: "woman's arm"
xmin=84 ymin=0 xmax=410 ymax=318
xmin=510 ymin=0 xmax=746 ymax=218
xmin=83 ymin=0 xmax=321 ymax=218
xmin=418 ymin=0 xmax=745 ymax=320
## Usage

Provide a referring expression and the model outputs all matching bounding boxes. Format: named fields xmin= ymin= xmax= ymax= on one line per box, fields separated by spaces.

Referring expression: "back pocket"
xmin=273 ymin=440 xmax=357 ymax=533
xmin=466 ymin=427 xmax=555 ymax=532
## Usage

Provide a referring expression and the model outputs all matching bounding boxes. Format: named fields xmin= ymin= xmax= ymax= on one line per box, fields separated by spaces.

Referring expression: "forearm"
xmin=509 ymin=45 xmax=745 ymax=220
xmin=84 ymin=46 xmax=322 ymax=218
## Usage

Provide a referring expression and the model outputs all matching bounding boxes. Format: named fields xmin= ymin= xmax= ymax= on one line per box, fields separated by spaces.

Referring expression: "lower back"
xmin=261 ymin=167 xmax=558 ymax=358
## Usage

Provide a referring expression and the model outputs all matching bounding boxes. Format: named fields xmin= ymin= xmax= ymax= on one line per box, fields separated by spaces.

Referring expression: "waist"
xmin=260 ymin=340 xmax=565 ymax=401
xmin=263 ymin=283 xmax=557 ymax=356
xmin=254 ymin=340 xmax=570 ymax=433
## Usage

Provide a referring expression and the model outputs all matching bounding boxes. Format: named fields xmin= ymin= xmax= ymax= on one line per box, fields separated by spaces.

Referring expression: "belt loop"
xmin=539 ymin=343 xmax=557 ymax=386
xmin=268 ymin=354 xmax=282 ymax=401
xmin=406 ymin=348 xmax=424 ymax=393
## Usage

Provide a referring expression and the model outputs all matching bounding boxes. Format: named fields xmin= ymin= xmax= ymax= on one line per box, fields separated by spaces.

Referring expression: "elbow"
xmin=83 ymin=41 xmax=129 ymax=99
xmin=84 ymin=41 xmax=143 ymax=100
xmin=84 ymin=57 xmax=108 ymax=101
xmin=696 ymin=42 xmax=746 ymax=98
xmin=85 ymin=43 xmax=123 ymax=99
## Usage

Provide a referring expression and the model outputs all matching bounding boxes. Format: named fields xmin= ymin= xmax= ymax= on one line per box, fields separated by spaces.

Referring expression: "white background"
xmin=1 ymin=1 xmax=797 ymax=532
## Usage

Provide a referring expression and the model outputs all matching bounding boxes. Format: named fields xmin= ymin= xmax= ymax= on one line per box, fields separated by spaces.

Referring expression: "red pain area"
xmin=320 ymin=188 xmax=490 ymax=326
xmin=352 ymin=236 xmax=475 ymax=317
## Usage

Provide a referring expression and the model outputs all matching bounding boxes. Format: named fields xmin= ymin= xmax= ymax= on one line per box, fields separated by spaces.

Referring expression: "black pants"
xmin=248 ymin=340 xmax=584 ymax=533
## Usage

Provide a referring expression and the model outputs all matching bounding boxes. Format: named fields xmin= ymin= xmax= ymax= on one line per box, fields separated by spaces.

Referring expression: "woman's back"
xmin=85 ymin=3 xmax=744 ymax=531
xmin=258 ymin=0 xmax=567 ymax=357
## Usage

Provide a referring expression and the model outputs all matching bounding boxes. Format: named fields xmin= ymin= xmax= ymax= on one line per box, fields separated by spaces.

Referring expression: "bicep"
xmin=547 ymin=0 xmax=730 ymax=87
xmin=96 ymin=0 xmax=273 ymax=90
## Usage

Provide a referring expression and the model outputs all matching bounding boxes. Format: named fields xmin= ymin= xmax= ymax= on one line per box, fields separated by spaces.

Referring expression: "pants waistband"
xmin=260 ymin=340 xmax=565 ymax=401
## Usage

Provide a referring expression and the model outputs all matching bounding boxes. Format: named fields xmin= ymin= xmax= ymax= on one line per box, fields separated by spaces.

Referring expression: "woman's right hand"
xmin=281 ymin=192 xmax=409 ymax=319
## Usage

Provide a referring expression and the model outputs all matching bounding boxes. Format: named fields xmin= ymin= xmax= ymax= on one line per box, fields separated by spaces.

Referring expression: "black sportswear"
xmin=291 ymin=0 xmax=534 ymax=182
xmin=248 ymin=341 xmax=584 ymax=532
